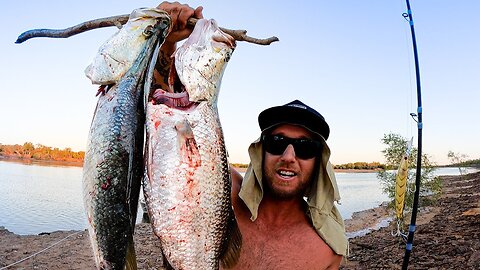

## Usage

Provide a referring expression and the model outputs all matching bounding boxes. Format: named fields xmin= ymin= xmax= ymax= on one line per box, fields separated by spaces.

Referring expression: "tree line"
xmin=231 ymin=161 xmax=387 ymax=170
xmin=0 ymin=142 xmax=85 ymax=162
xmin=447 ymin=151 xmax=480 ymax=167
xmin=333 ymin=161 xmax=386 ymax=170
xmin=453 ymin=159 xmax=480 ymax=167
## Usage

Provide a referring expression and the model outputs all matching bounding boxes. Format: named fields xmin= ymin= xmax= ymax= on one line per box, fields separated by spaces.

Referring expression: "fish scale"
xmin=83 ymin=80 xmax=139 ymax=269
xmin=82 ymin=8 xmax=170 ymax=270
xmin=143 ymin=18 xmax=241 ymax=270
xmin=144 ymin=103 xmax=232 ymax=269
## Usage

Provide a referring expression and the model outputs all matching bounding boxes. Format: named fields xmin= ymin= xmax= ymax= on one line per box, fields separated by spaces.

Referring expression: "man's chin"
xmin=265 ymin=184 xmax=305 ymax=200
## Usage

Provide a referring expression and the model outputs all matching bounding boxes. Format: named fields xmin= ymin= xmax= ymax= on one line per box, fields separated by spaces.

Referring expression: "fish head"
xmin=85 ymin=8 xmax=170 ymax=85
xmin=172 ymin=19 xmax=236 ymax=105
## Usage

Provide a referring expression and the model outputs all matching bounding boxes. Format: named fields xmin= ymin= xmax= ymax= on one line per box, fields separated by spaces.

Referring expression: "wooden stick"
xmin=16 ymin=14 xmax=279 ymax=45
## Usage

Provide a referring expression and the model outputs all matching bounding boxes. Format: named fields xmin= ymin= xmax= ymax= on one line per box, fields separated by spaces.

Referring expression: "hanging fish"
xmin=143 ymin=18 xmax=241 ymax=270
xmin=82 ymin=8 xmax=170 ymax=270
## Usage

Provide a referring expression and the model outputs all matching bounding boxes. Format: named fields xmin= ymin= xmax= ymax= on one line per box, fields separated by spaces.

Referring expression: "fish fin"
xmin=220 ymin=214 xmax=242 ymax=269
xmin=127 ymin=103 xmax=145 ymax=231
xmin=124 ymin=238 xmax=138 ymax=270
xmin=175 ymin=120 xmax=202 ymax=167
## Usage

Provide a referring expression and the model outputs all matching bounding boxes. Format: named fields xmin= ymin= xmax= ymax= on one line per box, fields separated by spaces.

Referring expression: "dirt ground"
xmin=341 ymin=171 xmax=480 ymax=270
xmin=1 ymin=172 xmax=478 ymax=269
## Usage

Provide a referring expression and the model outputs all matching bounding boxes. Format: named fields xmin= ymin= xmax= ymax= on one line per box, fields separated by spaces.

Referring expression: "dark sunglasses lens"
xmin=293 ymin=140 xmax=320 ymax=159
xmin=263 ymin=135 xmax=288 ymax=155
xmin=263 ymin=135 xmax=321 ymax=159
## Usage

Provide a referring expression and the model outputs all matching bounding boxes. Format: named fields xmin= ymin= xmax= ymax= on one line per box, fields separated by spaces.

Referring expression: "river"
xmin=0 ymin=160 xmax=477 ymax=235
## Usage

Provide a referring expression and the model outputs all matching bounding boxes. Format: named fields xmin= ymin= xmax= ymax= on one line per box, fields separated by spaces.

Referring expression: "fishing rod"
xmin=401 ymin=0 xmax=423 ymax=269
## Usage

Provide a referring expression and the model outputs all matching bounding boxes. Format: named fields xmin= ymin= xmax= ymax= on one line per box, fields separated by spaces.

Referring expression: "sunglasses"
xmin=262 ymin=134 xmax=321 ymax=160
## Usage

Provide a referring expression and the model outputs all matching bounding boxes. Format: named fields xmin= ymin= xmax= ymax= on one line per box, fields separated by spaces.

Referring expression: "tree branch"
xmin=16 ymin=14 xmax=279 ymax=46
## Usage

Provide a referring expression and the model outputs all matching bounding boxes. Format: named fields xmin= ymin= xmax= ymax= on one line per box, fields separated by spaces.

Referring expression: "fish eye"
xmin=160 ymin=18 xmax=170 ymax=28
xmin=224 ymin=51 xmax=231 ymax=62
xmin=143 ymin=25 xmax=154 ymax=37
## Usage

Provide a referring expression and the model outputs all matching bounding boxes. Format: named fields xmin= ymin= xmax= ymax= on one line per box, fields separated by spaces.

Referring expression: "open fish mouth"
xmin=148 ymin=18 xmax=235 ymax=111
xmin=150 ymin=89 xmax=197 ymax=110
xmin=149 ymin=58 xmax=196 ymax=111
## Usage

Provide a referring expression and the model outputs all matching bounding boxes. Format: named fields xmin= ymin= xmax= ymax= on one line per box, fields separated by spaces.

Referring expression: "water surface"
xmin=0 ymin=160 xmax=476 ymax=235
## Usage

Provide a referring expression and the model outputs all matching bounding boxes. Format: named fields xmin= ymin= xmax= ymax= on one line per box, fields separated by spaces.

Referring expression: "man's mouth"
xmin=277 ymin=170 xmax=297 ymax=179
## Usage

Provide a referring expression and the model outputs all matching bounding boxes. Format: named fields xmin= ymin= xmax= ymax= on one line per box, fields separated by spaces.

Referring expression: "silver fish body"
xmin=82 ymin=8 xmax=170 ymax=270
xmin=143 ymin=19 xmax=240 ymax=270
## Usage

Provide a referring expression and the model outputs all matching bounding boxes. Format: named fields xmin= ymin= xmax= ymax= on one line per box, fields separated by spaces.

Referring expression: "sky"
xmin=1 ymin=1 xmax=479 ymax=166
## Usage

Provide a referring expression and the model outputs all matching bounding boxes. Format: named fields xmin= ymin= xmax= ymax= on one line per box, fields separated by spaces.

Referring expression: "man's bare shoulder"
xmin=230 ymin=167 xmax=244 ymax=207
xmin=230 ymin=167 xmax=243 ymax=194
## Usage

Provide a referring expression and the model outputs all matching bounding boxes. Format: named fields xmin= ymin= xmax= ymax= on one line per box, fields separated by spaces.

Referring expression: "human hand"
xmin=157 ymin=1 xmax=204 ymax=45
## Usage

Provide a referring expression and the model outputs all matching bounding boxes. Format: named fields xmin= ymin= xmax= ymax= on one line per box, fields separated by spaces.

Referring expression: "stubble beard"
xmin=263 ymin=171 xmax=311 ymax=200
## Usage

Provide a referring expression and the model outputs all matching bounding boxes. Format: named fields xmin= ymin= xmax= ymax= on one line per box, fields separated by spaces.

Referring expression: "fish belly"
xmin=144 ymin=102 xmax=231 ymax=269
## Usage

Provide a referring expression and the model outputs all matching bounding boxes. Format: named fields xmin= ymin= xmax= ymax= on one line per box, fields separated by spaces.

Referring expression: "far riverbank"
xmin=0 ymin=158 xmax=384 ymax=174
xmin=232 ymin=167 xmax=383 ymax=174
xmin=0 ymin=156 xmax=83 ymax=167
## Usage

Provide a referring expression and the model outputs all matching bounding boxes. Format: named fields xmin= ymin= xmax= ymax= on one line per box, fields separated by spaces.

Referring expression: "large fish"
xmin=82 ymin=8 xmax=170 ymax=270
xmin=143 ymin=19 xmax=241 ymax=270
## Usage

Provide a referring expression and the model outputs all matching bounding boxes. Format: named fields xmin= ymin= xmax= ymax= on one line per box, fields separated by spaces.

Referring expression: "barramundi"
xmin=82 ymin=8 xmax=170 ymax=270
xmin=143 ymin=18 xmax=241 ymax=269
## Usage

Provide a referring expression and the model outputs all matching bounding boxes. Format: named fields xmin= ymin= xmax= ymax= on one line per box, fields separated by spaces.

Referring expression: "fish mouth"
xmin=149 ymin=59 xmax=198 ymax=111
xmin=148 ymin=19 xmax=235 ymax=111
xmin=150 ymin=88 xmax=196 ymax=110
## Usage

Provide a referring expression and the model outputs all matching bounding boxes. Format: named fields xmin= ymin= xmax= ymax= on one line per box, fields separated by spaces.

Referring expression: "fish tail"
xmin=124 ymin=237 xmax=137 ymax=270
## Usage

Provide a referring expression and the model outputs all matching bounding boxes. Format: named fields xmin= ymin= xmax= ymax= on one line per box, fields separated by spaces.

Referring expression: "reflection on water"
xmin=0 ymin=160 xmax=477 ymax=235
xmin=0 ymin=160 xmax=86 ymax=235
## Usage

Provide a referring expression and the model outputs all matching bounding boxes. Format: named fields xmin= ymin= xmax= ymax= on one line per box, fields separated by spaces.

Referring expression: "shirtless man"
xmin=226 ymin=100 xmax=348 ymax=269
xmin=155 ymin=2 xmax=348 ymax=269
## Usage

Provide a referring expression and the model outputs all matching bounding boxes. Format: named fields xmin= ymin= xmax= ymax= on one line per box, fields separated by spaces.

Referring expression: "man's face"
xmin=262 ymin=124 xmax=318 ymax=199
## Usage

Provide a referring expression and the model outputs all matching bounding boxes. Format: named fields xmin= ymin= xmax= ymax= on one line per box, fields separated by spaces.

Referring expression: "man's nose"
xmin=280 ymin=144 xmax=296 ymax=162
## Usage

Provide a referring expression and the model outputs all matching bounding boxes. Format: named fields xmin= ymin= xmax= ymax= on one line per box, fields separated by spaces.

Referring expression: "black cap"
xmin=258 ymin=100 xmax=330 ymax=140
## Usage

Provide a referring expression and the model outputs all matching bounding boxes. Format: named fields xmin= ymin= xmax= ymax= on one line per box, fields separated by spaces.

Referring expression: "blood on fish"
xmin=101 ymin=177 xmax=112 ymax=190
xmin=154 ymin=121 xmax=161 ymax=129
xmin=96 ymin=84 xmax=114 ymax=96
xmin=96 ymin=85 xmax=107 ymax=96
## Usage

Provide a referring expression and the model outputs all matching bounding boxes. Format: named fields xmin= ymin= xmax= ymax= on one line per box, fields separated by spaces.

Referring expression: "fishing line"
xmin=404 ymin=21 xmax=415 ymax=139
xmin=389 ymin=0 xmax=416 ymax=240
xmin=397 ymin=0 xmax=416 ymax=140
xmin=0 ymin=230 xmax=83 ymax=269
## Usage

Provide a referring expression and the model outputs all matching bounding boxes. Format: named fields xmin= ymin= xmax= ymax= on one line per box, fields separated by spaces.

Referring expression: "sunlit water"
xmin=335 ymin=172 xmax=389 ymax=220
xmin=0 ymin=160 xmax=477 ymax=235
